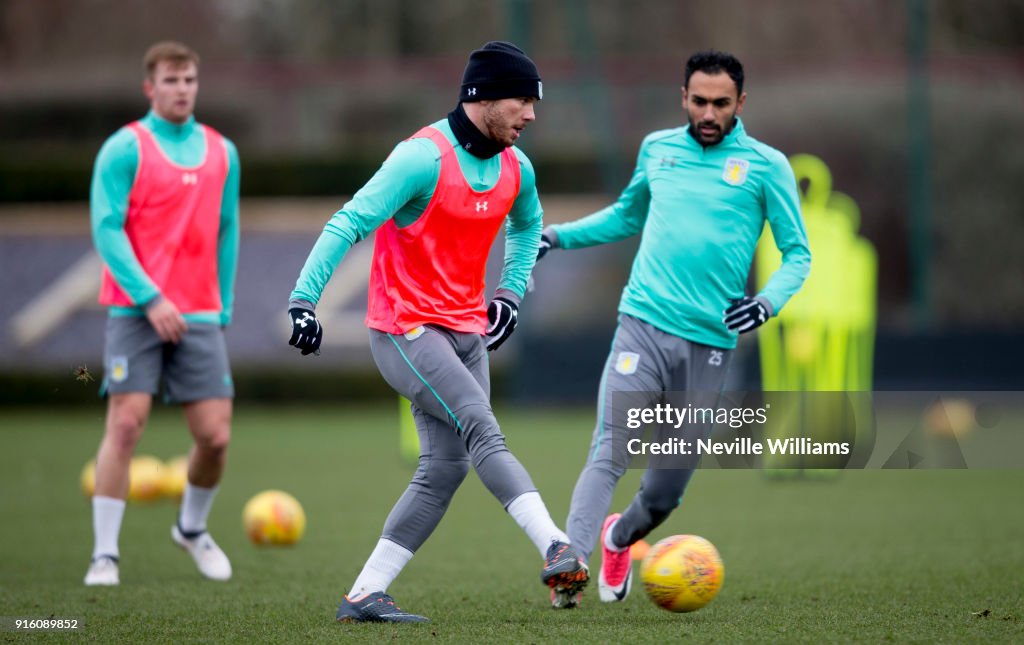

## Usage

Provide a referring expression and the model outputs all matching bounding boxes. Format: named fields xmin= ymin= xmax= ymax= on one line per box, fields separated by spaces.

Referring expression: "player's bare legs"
xmin=85 ymin=393 xmax=152 ymax=586
xmin=183 ymin=398 xmax=231 ymax=487
xmin=171 ymin=397 xmax=233 ymax=581
xmin=95 ymin=393 xmax=152 ymax=498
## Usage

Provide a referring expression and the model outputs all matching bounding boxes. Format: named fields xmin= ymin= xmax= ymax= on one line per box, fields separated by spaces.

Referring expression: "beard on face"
xmin=483 ymin=104 xmax=516 ymax=148
xmin=687 ymin=113 xmax=736 ymax=146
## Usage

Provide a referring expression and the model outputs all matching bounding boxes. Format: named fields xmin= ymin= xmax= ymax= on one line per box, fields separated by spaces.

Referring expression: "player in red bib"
xmin=85 ymin=42 xmax=240 ymax=587
xmin=288 ymin=42 xmax=588 ymax=623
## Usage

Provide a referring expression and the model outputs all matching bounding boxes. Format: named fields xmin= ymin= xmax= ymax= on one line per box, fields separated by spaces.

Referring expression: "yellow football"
xmin=243 ymin=490 xmax=306 ymax=546
xmin=640 ymin=535 xmax=724 ymax=612
xmin=128 ymin=455 xmax=165 ymax=502
xmin=80 ymin=459 xmax=96 ymax=498
xmin=161 ymin=455 xmax=189 ymax=500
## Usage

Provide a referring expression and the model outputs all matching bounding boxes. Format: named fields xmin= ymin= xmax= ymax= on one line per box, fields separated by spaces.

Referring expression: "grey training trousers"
xmin=369 ymin=325 xmax=537 ymax=552
xmin=565 ymin=314 xmax=733 ymax=562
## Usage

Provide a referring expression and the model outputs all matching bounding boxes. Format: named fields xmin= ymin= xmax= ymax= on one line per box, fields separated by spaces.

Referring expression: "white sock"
xmin=179 ymin=483 xmax=218 ymax=534
xmin=604 ymin=517 xmax=628 ymax=552
xmin=506 ymin=491 xmax=570 ymax=558
xmin=92 ymin=496 xmax=126 ymax=560
xmin=348 ymin=538 xmax=414 ymax=600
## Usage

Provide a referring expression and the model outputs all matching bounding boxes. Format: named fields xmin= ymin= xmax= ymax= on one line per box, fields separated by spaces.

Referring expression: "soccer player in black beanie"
xmin=448 ymin=41 xmax=544 ymax=157
xmin=460 ymin=41 xmax=543 ymax=102
xmin=287 ymin=42 xmax=588 ymax=624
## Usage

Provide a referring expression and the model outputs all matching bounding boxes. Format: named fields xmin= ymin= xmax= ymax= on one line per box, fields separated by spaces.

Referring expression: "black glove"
xmin=288 ymin=307 xmax=323 ymax=355
xmin=723 ymin=297 xmax=770 ymax=334
xmin=536 ymin=232 xmax=554 ymax=261
xmin=485 ymin=297 xmax=519 ymax=351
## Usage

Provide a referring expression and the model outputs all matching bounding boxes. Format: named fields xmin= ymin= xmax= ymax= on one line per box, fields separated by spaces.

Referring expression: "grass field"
xmin=1 ymin=405 xmax=1022 ymax=643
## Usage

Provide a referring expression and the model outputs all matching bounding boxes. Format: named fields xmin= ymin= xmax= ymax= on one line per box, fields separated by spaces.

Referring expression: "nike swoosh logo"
xmin=613 ymin=575 xmax=630 ymax=601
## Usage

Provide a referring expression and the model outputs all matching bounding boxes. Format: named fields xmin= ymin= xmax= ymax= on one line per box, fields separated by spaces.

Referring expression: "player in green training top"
xmin=84 ymin=41 xmax=240 ymax=587
xmin=287 ymin=42 xmax=588 ymax=624
xmin=535 ymin=50 xmax=810 ymax=608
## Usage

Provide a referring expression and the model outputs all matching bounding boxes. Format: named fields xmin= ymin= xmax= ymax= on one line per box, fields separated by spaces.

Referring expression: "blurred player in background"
xmin=287 ymin=42 xmax=588 ymax=623
xmin=85 ymin=41 xmax=240 ymax=586
xmin=536 ymin=50 xmax=810 ymax=607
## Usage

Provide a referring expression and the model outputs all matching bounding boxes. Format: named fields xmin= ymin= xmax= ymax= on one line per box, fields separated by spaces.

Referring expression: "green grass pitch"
xmin=0 ymin=405 xmax=1022 ymax=643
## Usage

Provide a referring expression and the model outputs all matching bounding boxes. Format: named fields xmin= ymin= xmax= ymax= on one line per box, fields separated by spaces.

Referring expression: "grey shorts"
xmin=102 ymin=317 xmax=233 ymax=404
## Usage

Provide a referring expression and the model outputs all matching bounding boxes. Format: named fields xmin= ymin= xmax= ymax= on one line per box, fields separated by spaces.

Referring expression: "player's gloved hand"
xmin=536 ymin=232 xmax=554 ymax=261
xmin=288 ymin=307 xmax=323 ymax=355
xmin=723 ymin=297 xmax=770 ymax=334
xmin=485 ymin=297 xmax=518 ymax=351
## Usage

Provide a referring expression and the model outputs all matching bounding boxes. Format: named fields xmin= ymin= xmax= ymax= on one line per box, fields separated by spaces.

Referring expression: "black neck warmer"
xmin=447 ymin=103 xmax=506 ymax=159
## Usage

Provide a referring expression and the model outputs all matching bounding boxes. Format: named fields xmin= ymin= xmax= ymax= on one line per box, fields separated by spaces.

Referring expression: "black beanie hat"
xmin=460 ymin=41 xmax=542 ymax=103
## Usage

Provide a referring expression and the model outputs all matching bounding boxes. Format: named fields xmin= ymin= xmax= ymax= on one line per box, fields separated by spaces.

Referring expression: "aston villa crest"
xmin=722 ymin=158 xmax=750 ymax=186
